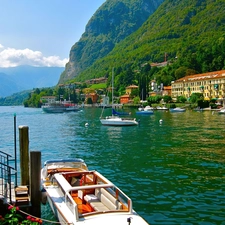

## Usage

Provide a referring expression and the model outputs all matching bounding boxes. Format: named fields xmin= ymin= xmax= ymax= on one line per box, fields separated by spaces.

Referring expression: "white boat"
xmin=156 ymin=106 xmax=168 ymax=110
xmin=42 ymin=101 xmax=80 ymax=113
xmin=169 ymin=107 xmax=186 ymax=112
xmin=218 ymin=108 xmax=225 ymax=114
xmin=100 ymin=68 xmax=138 ymax=126
xmin=136 ymin=106 xmax=154 ymax=115
xmin=41 ymin=159 xmax=149 ymax=225
xmin=138 ymin=105 xmax=154 ymax=112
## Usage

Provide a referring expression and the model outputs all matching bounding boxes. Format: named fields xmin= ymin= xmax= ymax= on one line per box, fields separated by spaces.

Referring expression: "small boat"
xmin=100 ymin=68 xmax=138 ymax=126
xmin=41 ymin=159 xmax=149 ymax=225
xmin=136 ymin=105 xmax=154 ymax=115
xmin=112 ymin=108 xmax=130 ymax=116
xmin=169 ymin=107 xmax=186 ymax=112
xmin=218 ymin=108 xmax=225 ymax=114
xmin=136 ymin=110 xmax=153 ymax=115
xmin=42 ymin=101 xmax=80 ymax=113
xmin=156 ymin=106 xmax=168 ymax=110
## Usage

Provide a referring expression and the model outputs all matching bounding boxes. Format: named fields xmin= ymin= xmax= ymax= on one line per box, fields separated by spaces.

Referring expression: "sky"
xmin=0 ymin=0 xmax=106 ymax=68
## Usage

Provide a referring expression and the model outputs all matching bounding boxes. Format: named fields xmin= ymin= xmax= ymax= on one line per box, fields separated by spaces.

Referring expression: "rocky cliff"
xmin=59 ymin=0 xmax=164 ymax=83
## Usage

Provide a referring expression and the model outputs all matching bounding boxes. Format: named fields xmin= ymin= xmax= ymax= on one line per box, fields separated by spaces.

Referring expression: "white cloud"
xmin=0 ymin=45 xmax=68 ymax=67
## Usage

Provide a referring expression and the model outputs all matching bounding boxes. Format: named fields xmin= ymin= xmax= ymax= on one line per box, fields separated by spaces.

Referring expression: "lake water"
xmin=0 ymin=106 xmax=225 ymax=225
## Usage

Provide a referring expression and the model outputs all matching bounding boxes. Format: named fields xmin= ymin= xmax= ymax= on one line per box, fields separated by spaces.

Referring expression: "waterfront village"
xmin=41 ymin=69 xmax=225 ymax=109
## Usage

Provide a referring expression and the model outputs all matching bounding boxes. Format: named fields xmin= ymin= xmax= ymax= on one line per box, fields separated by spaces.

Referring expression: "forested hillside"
xmin=59 ymin=0 xmax=164 ymax=83
xmin=68 ymin=0 xmax=225 ymax=92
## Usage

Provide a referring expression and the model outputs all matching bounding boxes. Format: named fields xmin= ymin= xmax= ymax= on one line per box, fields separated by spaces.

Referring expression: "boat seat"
xmin=84 ymin=188 xmax=122 ymax=211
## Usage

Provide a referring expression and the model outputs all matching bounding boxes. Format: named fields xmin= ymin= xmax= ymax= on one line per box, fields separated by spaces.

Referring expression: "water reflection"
xmin=0 ymin=106 xmax=225 ymax=224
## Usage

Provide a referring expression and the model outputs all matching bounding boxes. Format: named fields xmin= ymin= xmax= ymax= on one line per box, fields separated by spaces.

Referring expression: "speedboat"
xmin=169 ymin=107 xmax=186 ymax=112
xmin=41 ymin=159 xmax=149 ymax=225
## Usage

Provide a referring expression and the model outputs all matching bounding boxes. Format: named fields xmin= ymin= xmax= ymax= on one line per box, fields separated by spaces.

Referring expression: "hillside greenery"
xmin=66 ymin=0 xmax=225 ymax=98
xmin=59 ymin=0 xmax=164 ymax=83
xmin=0 ymin=91 xmax=30 ymax=106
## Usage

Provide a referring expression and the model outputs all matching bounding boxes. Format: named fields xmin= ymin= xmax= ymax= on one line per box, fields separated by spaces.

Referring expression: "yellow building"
xmin=125 ymin=85 xmax=138 ymax=95
xmin=171 ymin=70 xmax=225 ymax=101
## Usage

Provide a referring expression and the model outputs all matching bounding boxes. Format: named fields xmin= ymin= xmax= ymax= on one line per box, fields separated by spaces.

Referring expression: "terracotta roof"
xmin=175 ymin=70 xmax=225 ymax=83
xmin=126 ymin=85 xmax=138 ymax=88
xmin=120 ymin=94 xmax=130 ymax=98
xmin=163 ymin=86 xmax=171 ymax=90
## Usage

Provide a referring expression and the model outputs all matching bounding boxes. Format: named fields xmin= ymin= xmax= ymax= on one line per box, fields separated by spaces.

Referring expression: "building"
xmin=125 ymin=85 xmax=138 ymax=95
xmin=171 ymin=70 xmax=225 ymax=101
xmin=40 ymin=96 xmax=56 ymax=104
xmin=163 ymin=86 xmax=172 ymax=96
xmin=120 ymin=94 xmax=130 ymax=104
xmin=85 ymin=93 xmax=98 ymax=103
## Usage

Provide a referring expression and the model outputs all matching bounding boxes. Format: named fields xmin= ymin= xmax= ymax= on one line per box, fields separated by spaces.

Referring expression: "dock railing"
xmin=0 ymin=150 xmax=16 ymax=203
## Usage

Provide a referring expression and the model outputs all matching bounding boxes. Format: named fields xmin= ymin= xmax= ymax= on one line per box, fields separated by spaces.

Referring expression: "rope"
xmin=6 ymin=203 xmax=73 ymax=224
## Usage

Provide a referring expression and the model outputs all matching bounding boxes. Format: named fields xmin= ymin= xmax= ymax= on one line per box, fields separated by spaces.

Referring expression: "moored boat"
xmin=136 ymin=105 xmax=154 ymax=115
xmin=41 ymin=159 xmax=149 ymax=225
xmin=169 ymin=107 xmax=186 ymax=112
xmin=218 ymin=108 xmax=225 ymax=114
xmin=100 ymin=68 xmax=138 ymax=126
xmin=42 ymin=101 xmax=80 ymax=113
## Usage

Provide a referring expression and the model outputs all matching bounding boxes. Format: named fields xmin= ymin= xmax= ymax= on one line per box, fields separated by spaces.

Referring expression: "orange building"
xmin=120 ymin=94 xmax=130 ymax=104
xmin=86 ymin=93 xmax=98 ymax=103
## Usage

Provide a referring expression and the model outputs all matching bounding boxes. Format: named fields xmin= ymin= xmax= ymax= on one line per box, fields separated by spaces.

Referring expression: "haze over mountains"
xmin=0 ymin=66 xmax=63 ymax=97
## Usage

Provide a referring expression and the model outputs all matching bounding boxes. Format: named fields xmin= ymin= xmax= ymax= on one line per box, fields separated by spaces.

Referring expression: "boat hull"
xmin=136 ymin=111 xmax=153 ymax=115
xmin=42 ymin=167 xmax=149 ymax=225
xmin=169 ymin=108 xmax=186 ymax=112
xmin=100 ymin=117 xmax=138 ymax=126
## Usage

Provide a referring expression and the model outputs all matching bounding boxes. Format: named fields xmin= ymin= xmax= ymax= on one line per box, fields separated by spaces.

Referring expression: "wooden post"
xmin=19 ymin=125 xmax=29 ymax=186
xmin=30 ymin=151 xmax=41 ymax=217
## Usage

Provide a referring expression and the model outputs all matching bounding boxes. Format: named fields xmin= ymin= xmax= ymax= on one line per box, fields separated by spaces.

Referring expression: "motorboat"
xmin=41 ymin=159 xmax=149 ymax=225
xmin=136 ymin=105 xmax=154 ymax=115
xmin=218 ymin=108 xmax=225 ymax=114
xmin=169 ymin=107 xmax=186 ymax=112
xmin=138 ymin=106 xmax=154 ymax=111
xmin=156 ymin=106 xmax=168 ymax=110
xmin=42 ymin=101 xmax=80 ymax=113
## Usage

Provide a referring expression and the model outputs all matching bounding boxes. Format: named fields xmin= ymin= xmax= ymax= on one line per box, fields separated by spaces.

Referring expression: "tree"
xmin=163 ymin=95 xmax=172 ymax=103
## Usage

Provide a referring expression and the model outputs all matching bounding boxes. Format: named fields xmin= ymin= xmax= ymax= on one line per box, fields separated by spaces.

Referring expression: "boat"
xmin=41 ymin=159 xmax=149 ymax=225
xmin=42 ymin=101 xmax=80 ymax=113
xmin=156 ymin=106 xmax=168 ymax=110
xmin=112 ymin=108 xmax=130 ymax=116
xmin=136 ymin=106 xmax=154 ymax=115
xmin=100 ymin=69 xmax=138 ymax=126
xmin=136 ymin=110 xmax=154 ymax=115
xmin=218 ymin=108 xmax=225 ymax=114
xmin=169 ymin=107 xmax=186 ymax=112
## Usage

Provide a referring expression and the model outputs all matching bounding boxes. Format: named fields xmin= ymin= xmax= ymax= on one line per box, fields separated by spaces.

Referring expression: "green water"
xmin=0 ymin=106 xmax=225 ymax=224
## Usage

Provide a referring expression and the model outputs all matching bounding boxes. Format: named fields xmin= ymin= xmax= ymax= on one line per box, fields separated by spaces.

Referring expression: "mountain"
xmin=59 ymin=0 xmax=225 ymax=90
xmin=59 ymin=0 xmax=164 ymax=83
xmin=0 ymin=66 xmax=64 ymax=97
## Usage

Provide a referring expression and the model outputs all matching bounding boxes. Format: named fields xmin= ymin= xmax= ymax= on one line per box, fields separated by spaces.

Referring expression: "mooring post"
xmin=19 ymin=125 xmax=29 ymax=186
xmin=30 ymin=151 xmax=41 ymax=217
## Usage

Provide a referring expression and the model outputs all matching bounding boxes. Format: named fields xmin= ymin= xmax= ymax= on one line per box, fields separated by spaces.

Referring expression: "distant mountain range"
xmin=0 ymin=66 xmax=64 ymax=97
